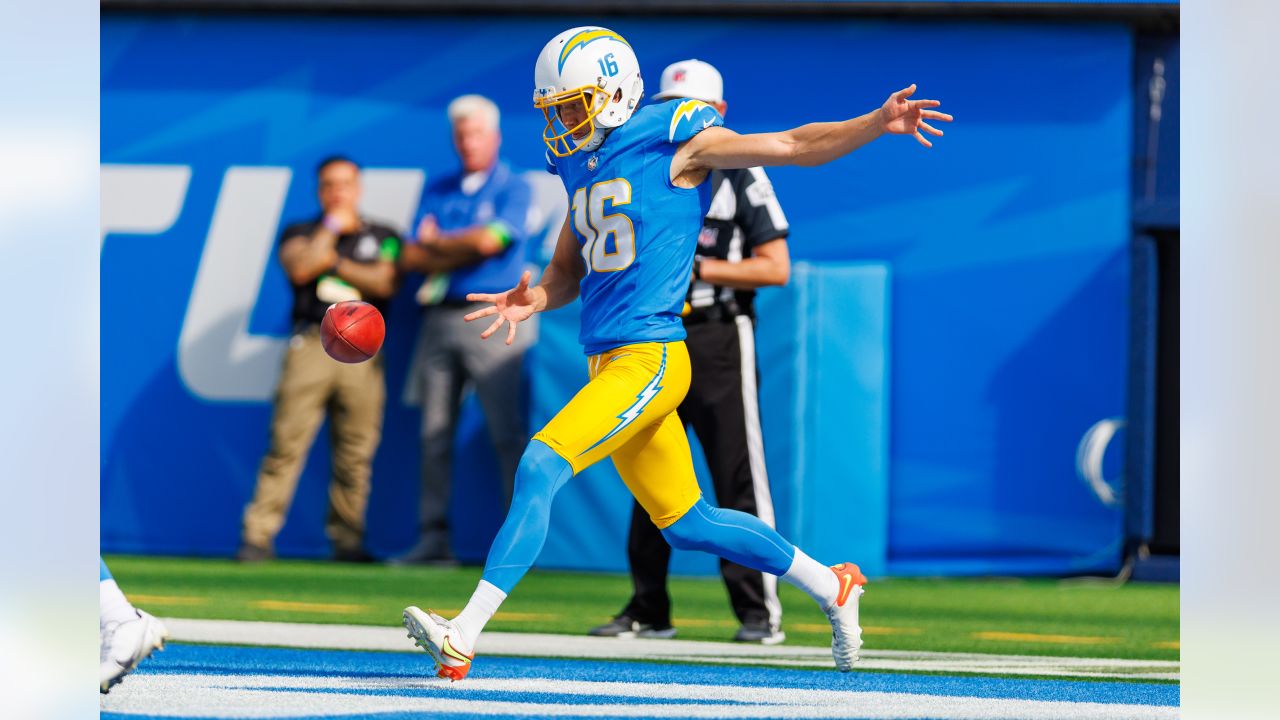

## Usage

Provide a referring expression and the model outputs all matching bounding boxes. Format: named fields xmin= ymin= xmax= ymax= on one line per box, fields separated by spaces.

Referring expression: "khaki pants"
xmin=242 ymin=327 xmax=385 ymax=552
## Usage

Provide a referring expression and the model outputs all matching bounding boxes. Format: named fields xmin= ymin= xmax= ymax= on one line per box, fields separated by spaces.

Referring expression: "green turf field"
xmin=105 ymin=555 xmax=1178 ymax=662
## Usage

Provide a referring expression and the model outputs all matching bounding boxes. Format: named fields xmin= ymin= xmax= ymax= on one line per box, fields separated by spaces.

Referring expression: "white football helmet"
xmin=533 ymin=27 xmax=644 ymax=157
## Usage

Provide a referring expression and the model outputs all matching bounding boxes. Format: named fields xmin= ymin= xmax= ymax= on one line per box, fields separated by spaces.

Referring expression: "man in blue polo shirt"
xmin=397 ymin=94 xmax=535 ymax=564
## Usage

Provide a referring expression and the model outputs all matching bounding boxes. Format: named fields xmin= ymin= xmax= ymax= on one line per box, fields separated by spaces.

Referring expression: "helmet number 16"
xmin=597 ymin=53 xmax=619 ymax=78
xmin=572 ymin=178 xmax=635 ymax=274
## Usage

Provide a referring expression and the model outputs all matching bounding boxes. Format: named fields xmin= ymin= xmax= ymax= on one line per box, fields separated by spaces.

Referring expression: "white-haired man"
xmin=397 ymin=94 xmax=535 ymax=565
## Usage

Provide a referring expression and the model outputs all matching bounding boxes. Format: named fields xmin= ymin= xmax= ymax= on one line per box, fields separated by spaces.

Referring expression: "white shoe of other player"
xmin=403 ymin=606 xmax=474 ymax=681
xmin=100 ymin=610 xmax=168 ymax=693
xmin=826 ymin=562 xmax=868 ymax=671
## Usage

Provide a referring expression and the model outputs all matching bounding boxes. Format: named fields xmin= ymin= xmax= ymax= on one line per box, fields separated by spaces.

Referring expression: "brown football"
xmin=320 ymin=301 xmax=385 ymax=363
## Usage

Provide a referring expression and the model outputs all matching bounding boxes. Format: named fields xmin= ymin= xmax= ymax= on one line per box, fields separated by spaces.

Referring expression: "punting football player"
xmin=100 ymin=557 xmax=168 ymax=693
xmin=589 ymin=59 xmax=794 ymax=646
xmin=403 ymin=26 xmax=951 ymax=681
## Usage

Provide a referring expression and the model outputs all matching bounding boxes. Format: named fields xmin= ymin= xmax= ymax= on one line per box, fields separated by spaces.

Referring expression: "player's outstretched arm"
xmin=678 ymin=84 xmax=952 ymax=173
xmin=464 ymin=212 xmax=584 ymax=345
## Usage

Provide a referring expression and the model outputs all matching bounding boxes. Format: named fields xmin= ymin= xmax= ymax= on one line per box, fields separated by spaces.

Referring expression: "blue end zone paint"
xmin=105 ymin=643 xmax=1178 ymax=718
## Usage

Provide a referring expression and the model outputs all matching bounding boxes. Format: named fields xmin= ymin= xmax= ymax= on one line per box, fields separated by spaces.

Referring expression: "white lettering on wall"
xmin=100 ymin=164 xmax=191 ymax=241
xmin=174 ymin=167 xmax=427 ymax=402
xmin=360 ymin=168 xmax=425 ymax=233
xmin=177 ymin=167 xmax=293 ymax=402
xmin=101 ymin=164 xmax=540 ymax=403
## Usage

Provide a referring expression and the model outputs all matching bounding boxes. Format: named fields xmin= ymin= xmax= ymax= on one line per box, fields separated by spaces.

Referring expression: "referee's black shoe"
xmin=332 ymin=546 xmax=377 ymax=563
xmin=588 ymin=613 xmax=677 ymax=639
xmin=733 ymin=621 xmax=786 ymax=645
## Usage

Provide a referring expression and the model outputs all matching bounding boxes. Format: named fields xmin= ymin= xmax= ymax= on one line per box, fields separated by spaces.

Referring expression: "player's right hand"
xmin=465 ymin=270 xmax=540 ymax=345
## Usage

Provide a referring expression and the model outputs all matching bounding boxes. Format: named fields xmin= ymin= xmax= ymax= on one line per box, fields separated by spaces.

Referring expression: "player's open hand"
xmin=880 ymin=84 xmax=953 ymax=148
xmin=465 ymin=270 xmax=541 ymax=345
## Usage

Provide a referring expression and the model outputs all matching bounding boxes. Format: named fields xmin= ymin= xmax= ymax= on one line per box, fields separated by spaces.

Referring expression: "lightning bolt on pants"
xmin=482 ymin=341 xmax=694 ymax=593
xmin=484 ymin=339 xmax=797 ymax=594
xmin=533 ymin=341 xmax=703 ymax=528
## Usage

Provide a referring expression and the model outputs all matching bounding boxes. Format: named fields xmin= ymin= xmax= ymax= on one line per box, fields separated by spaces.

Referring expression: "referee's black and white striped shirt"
xmin=687 ymin=167 xmax=789 ymax=318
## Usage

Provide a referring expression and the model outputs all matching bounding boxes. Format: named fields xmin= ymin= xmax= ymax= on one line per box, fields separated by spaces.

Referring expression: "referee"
xmin=590 ymin=60 xmax=792 ymax=645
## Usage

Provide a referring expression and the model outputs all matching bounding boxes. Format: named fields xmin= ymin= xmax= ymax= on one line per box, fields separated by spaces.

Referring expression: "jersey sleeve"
xmin=544 ymin=149 xmax=559 ymax=175
xmin=735 ymin=167 xmax=790 ymax=249
xmin=664 ymin=99 xmax=724 ymax=144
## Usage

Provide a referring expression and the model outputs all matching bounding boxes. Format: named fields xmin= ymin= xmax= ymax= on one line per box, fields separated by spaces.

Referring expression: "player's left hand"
xmin=464 ymin=270 xmax=540 ymax=345
xmin=880 ymin=84 xmax=953 ymax=148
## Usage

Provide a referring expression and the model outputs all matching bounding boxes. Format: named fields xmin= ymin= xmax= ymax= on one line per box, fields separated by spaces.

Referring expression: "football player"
xmin=403 ymin=26 xmax=950 ymax=680
xmin=100 ymin=558 xmax=168 ymax=692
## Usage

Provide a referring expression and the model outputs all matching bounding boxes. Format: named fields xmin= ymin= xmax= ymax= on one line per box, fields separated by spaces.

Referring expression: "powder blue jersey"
xmin=547 ymin=99 xmax=725 ymax=355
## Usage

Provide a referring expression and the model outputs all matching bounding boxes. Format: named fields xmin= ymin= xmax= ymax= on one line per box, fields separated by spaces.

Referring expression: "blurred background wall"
xmin=101 ymin=2 xmax=1180 ymax=577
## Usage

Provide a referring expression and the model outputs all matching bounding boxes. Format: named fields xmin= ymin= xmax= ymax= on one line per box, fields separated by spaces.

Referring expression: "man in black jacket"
xmin=239 ymin=156 xmax=401 ymax=563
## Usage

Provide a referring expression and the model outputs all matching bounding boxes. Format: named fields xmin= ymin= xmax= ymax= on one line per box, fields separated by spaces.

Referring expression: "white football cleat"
xmin=100 ymin=610 xmax=168 ymax=693
xmin=827 ymin=562 xmax=868 ymax=671
xmin=403 ymin=606 xmax=474 ymax=681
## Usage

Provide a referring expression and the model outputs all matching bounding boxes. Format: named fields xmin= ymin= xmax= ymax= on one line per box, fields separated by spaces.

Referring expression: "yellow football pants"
xmin=533 ymin=341 xmax=701 ymax=528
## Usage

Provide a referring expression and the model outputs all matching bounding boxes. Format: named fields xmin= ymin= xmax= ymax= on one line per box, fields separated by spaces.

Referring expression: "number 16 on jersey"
xmin=572 ymin=178 xmax=636 ymax=274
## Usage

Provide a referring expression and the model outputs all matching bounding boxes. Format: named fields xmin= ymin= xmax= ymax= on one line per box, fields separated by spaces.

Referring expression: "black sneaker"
xmin=588 ymin=614 xmax=677 ymax=639
xmin=236 ymin=543 xmax=274 ymax=563
xmin=733 ymin=621 xmax=786 ymax=645
xmin=332 ymin=546 xmax=377 ymax=563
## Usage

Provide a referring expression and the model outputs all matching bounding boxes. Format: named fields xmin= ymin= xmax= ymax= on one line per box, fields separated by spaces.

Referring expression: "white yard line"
xmin=159 ymin=617 xmax=1180 ymax=681
xmin=99 ymin=672 xmax=1179 ymax=719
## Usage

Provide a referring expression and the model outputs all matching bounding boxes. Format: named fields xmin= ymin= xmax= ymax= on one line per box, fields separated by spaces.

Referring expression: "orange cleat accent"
xmin=827 ymin=562 xmax=868 ymax=671
xmin=403 ymin=606 xmax=475 ymax=682
xmin=436 ymin=636 xmax=474 ymax=681
xmin=436 ymin=661 xmax=471 ymax=681
xmin=831 ymin=562 xmax=868 ymax=608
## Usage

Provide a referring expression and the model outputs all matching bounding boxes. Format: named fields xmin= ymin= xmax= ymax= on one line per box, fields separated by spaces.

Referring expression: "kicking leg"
xmin=613 ymin=415 xmax=869 ymax=671
xmin=660 ymin=499 xmax=867 ymax=669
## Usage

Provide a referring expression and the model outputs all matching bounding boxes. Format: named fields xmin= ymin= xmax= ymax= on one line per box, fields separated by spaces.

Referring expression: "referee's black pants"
xmin=621 ymin=315 xmax=783 ymax=631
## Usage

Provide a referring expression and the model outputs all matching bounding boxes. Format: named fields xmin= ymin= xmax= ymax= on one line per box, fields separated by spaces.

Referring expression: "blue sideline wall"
xmin=101 ymin=14 xmax=1132 ymax=576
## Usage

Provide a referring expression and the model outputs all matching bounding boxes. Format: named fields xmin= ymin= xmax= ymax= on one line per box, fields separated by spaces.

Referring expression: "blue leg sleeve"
xmin=101 ymin=557 xmax=112 ymax=582
xmin=480 ymin=440 xmax=574 ymax=593
xmin=661 ymin=499 xmax=797 ymax=576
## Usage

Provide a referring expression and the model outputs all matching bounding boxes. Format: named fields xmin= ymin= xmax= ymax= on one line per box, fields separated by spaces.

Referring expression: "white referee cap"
xmin=652 ymin=59 xmax=724 ymax=104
